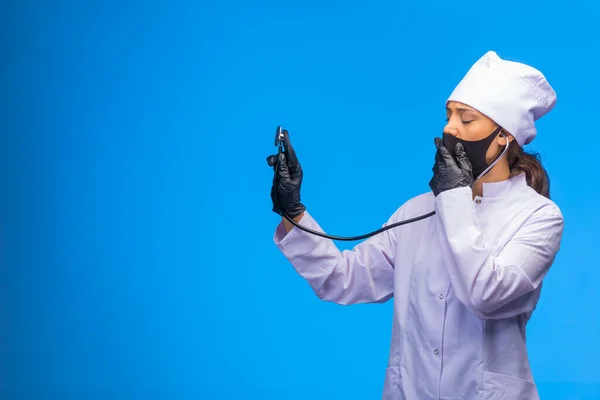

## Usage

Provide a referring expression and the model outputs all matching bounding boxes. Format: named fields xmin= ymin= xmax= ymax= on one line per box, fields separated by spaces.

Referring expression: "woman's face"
xmin=444 ymin=101 xmax=513 ymax=163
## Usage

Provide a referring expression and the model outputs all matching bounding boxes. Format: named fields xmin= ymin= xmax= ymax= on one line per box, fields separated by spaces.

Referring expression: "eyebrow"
xmin=446 ymin=106 xmax=476 ymax=113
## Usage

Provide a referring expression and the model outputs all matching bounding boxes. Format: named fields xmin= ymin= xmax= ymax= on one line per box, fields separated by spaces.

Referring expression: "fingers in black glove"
xmin=266 ymin=129 xmax=306 ymax=218
xmin=267 ymin=154 xmax=277 ymax=167
xmin=454 ymin=142 xmax=473 ymax=178
xmin=429 ymin=137 xmax=474 ymax=197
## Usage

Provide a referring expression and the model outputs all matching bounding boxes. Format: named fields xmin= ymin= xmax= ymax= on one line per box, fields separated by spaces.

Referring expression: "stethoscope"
xmin=272 ymin=126 xmax=509 ymax=241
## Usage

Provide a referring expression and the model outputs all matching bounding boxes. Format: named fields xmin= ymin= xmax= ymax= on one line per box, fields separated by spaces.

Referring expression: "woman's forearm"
xmin=282 ymin=212 xmax=305 ymax=233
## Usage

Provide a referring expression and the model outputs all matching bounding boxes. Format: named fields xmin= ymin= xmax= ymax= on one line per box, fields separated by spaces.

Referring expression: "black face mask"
xmin=443 ymin=126 xmax=503 ymax=180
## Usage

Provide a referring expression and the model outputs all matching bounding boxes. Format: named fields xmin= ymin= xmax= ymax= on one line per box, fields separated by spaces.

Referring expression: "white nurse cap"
xmin=447 ymin=51 xmax=557 ymax=146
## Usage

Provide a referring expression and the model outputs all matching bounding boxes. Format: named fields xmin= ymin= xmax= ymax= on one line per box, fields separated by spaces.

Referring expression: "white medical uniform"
xmin=274 ymin=173 xmax=563 ymax=399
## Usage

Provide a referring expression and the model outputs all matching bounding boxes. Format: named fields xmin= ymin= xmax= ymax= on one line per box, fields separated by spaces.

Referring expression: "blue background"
xmin=1 ymin=0 xmax=599 ymax=399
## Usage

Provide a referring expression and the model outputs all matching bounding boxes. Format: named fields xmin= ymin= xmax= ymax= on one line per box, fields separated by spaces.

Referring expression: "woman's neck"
xmin=471 ymin=160 xmax=511 ymax=198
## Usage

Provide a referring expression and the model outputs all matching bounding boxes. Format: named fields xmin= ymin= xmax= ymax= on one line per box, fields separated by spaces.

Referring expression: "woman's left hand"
xmin=429 ymin=137 xmax=474 ymax=196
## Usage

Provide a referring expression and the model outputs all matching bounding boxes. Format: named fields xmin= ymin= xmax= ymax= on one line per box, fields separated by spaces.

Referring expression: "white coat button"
xmin=439 ymin=294 xmax=444 ymax=299
xmin=434 ymin=349 xmax=440 ymax=355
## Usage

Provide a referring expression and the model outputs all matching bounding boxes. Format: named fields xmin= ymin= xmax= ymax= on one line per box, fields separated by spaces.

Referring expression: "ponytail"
xmin=508 ymin=143 xmax=551 ymax=198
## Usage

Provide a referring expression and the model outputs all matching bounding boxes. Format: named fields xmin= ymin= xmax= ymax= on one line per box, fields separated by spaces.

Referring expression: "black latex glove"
xmin=429 ymin=137 xmax=474 ymax=197
xmin=266 ymin=129 xmax=306 ymax=218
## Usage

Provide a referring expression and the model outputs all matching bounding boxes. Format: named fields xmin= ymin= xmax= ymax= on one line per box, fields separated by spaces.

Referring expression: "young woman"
xmin=267 ymin=51 xmax=564 ymax=399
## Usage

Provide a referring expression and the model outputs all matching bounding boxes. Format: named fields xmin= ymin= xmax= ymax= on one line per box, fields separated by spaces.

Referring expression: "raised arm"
xmin=274 ymin=209 xmax=403 ymax=305
xmin=267 ymin=128 xmax=400 ymax=305
xmin=435 ymin=187 xmax=564 ymax=319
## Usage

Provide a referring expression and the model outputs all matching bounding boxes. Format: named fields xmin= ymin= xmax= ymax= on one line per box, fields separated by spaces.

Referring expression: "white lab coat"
xmin=273 ymin=172 xmax=564 ymax=399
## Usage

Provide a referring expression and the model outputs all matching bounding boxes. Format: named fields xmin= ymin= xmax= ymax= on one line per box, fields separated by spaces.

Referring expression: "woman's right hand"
xmin=266 ymin=129 xmax=306 ymax=220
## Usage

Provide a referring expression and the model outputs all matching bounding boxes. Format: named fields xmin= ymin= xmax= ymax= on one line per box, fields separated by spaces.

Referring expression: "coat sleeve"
xmin=273 ymin=208 xmax=404 ymax=305
xmin=434 ymin=187 xmax=564 ymax=320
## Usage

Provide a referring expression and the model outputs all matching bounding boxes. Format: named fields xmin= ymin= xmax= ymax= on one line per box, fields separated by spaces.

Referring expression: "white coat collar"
xmin=481 ymin=172 xmax=527 ymax=198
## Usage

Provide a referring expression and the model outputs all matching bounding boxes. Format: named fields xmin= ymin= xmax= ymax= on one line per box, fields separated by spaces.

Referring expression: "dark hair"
xmin=507 ymin=143 xmax=550 ymax=198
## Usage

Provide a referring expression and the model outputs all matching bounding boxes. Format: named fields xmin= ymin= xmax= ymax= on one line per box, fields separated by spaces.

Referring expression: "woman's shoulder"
xmin=521 ymin=184 xmax=563 ymax=219
xmin=386 ymin=191 xmax=436 ymax=222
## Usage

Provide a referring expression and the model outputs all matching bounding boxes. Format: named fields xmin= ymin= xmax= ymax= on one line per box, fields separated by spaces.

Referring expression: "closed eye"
xmin=445 ymin=118 xmax=473 ymax=124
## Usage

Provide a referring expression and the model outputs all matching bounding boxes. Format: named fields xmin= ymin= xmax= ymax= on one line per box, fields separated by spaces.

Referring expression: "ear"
xmin=497 ymin=130 xmax=514 ymax=145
